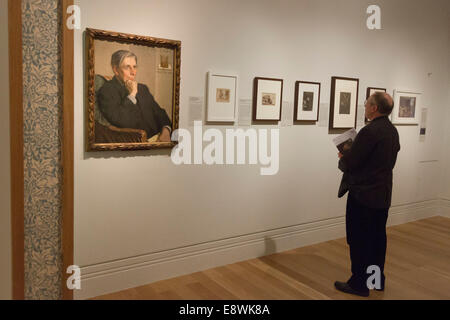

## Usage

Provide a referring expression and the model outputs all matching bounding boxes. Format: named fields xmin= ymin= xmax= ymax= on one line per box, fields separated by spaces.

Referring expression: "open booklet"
xmin=332 ymin=128 xmax=357 ymax=153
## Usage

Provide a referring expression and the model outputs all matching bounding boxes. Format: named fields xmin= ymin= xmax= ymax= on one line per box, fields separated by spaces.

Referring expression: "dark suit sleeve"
xmin=140 ymin=85 xmax=172 ymax=130
xmin=97 ymin=84 xmax=144 ymax=129
xmin=338 ymin=127 xmax=377 ymax=173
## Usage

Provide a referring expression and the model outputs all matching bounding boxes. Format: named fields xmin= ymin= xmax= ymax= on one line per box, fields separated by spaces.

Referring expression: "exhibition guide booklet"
xmin=333 ymin=128 xmax=358 ymax=153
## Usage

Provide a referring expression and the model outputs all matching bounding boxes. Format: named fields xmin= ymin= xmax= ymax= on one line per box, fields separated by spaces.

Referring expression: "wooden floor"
xmin=94 ymin=216 xmax=450 ymax=300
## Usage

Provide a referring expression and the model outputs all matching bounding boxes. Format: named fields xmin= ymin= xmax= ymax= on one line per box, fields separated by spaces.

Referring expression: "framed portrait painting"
xmin=392 ymin=90 xmax=421 ymax=125
xmin=86 ymin=28 xmax=181 ymax=151
xmin=206 ymin=71 xmax=238 ymax=122
xmin=329 ymin=76 xmax=359 ymax=130
xmin=294 ymin=81 xmax=321 ymax=122
xmin=253 ymin=77 xmax=283 ymax=121
xmin=365 ymin=87 xmax=386 ymax=123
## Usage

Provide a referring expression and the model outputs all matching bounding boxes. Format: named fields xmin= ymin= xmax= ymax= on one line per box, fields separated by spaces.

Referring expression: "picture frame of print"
xmin=253 ymin=77 xmax=283 ymax=122
xmin=206 ymin=71 xmax=238 ymax=122
xmin=365 ymin=87 xmax=387 ymax=123
xmin=85 ymin=28 xmax=181 ymax=151
xmin=392 ymin=90 xmax=421 ymax=125
xmin=329 ymin=76 xmax=359 ymax=130
xmin=294 ymin=81 xmax=321 ymax=122
xmin=158 ymin=49 xmax=173 ymax=71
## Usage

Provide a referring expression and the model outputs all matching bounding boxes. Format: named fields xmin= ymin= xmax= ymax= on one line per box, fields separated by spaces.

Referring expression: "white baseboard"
xmin=74 ymin=199 xmax=442 ymax=300
xmin=387 ymin=199 xmax=441 ymax=226
xmin=440 ymin=198 xmax=450 ymax=218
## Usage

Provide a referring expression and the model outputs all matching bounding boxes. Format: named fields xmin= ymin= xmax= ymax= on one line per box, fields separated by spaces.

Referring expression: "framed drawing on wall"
xmin=253 ymin=77 xmax=283 ymax=121
xmin=206 ymin=71 xmax=238 ymax=122
xmin=392 ymin=90 xmax=421 ymax=125
xmin=365 ymin=87 xmax=386 ymax=123
xmin=85 ymin=28 xmax=181 ymax=151
xmin=329 ymin=76 xmax=359 ymax=130
xmin=294 ymin=81 xmax=321 ymax=122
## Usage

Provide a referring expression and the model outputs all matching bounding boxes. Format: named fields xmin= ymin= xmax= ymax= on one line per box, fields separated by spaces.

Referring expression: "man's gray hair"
xmin=111 ymin=50 xmax=138 ymax=69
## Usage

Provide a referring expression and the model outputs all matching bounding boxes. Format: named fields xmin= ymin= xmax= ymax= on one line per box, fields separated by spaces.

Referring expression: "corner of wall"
xmin=0 ymin=0 xmax=12 ymax=300
xmin=438 ymin=3 xmax=450 ymax=203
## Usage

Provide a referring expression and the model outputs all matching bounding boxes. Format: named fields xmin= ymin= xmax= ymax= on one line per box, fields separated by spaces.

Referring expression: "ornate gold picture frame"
xmin=85 ymin=28 xmax=181 ymax=151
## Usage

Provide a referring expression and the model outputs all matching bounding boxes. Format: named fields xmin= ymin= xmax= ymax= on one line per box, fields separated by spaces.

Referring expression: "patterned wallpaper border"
xmin=22 ymin=0 xmax=63 ymax=300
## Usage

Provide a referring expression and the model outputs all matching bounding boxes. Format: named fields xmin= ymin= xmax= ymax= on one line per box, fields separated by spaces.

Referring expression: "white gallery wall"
xmin=73 ymin=0 xmax=450 ymax=298
xmin=0 ymin=0 xmax=12 ymax=300
xmin=441 ymin=4 xmax=450 ymax=212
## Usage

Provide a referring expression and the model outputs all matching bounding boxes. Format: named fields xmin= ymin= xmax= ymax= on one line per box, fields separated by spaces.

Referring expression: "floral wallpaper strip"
xmin=22 ymin=0 xmax=63 ymax=300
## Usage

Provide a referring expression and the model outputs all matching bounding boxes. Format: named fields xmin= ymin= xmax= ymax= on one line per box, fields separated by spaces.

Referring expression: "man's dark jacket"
xmin=338 ymin=116 xmax=400 ymax=209
xmin=97 ymin=76 xmax=171 ymax=138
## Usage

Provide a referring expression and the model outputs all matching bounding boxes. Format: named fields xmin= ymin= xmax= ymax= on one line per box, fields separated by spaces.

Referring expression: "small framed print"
xmin=294 ymin=81 xmax=321 ymax=122
xmin=329 ymin=76 xmax=359 ymax=130
xmin=365 ymin=87 xmax=386 ymax=123
xmin=392 ymin=90 xmax=421 ymax=125
xmin=206 ymin=71 xmax=238 ymax=122
xmin=253 ymin=77 xmax=283 ymax=121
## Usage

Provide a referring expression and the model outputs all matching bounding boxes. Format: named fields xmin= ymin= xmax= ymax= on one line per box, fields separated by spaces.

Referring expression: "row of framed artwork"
xmin=207 ymin=72 xmax=422 ymax=128
xmin=85 ymin=28 xmax=421 ymax=152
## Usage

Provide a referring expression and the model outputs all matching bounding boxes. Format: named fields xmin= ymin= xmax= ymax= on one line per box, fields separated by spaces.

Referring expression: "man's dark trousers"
xmin=346 ymin=192 xmax=389 ymax=292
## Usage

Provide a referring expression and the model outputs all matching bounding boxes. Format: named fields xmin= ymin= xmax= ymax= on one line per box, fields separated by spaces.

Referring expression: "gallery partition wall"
xmin=9 ymin=0 xmax=24 ymax=300
xmin=61 ymin=0 xmax=74 ymax=301
xmin=1 ymin=0 xmax=12 ymax=300
xmin=8 ymin=0 xmax=74 ymax=300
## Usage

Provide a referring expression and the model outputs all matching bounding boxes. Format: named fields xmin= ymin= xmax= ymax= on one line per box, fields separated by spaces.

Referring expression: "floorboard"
xmin=93 ymin=216 xmax=450 ymax=300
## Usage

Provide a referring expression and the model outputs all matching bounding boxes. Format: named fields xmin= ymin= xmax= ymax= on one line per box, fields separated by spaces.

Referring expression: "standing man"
xmin=335 ymin=92 xmax=400 ymax=297
xmin=98 ymin=50 xmax=172 ymax=142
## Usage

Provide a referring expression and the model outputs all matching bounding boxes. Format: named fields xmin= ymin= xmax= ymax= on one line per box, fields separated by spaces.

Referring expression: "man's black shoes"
xmin=334 ymin=281 xmax=369 ymax=297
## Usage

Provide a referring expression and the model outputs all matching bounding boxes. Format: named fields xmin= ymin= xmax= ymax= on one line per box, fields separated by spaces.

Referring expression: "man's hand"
xmin=158 ymin=127 xmax=171 ymax=142
xmin=125 ymin=80 xmax=138 ymax=96
xmin=338 ymin=152 xmax=343 ymax=159
xmin=343 ymin=143 xmax=351 ymax=151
